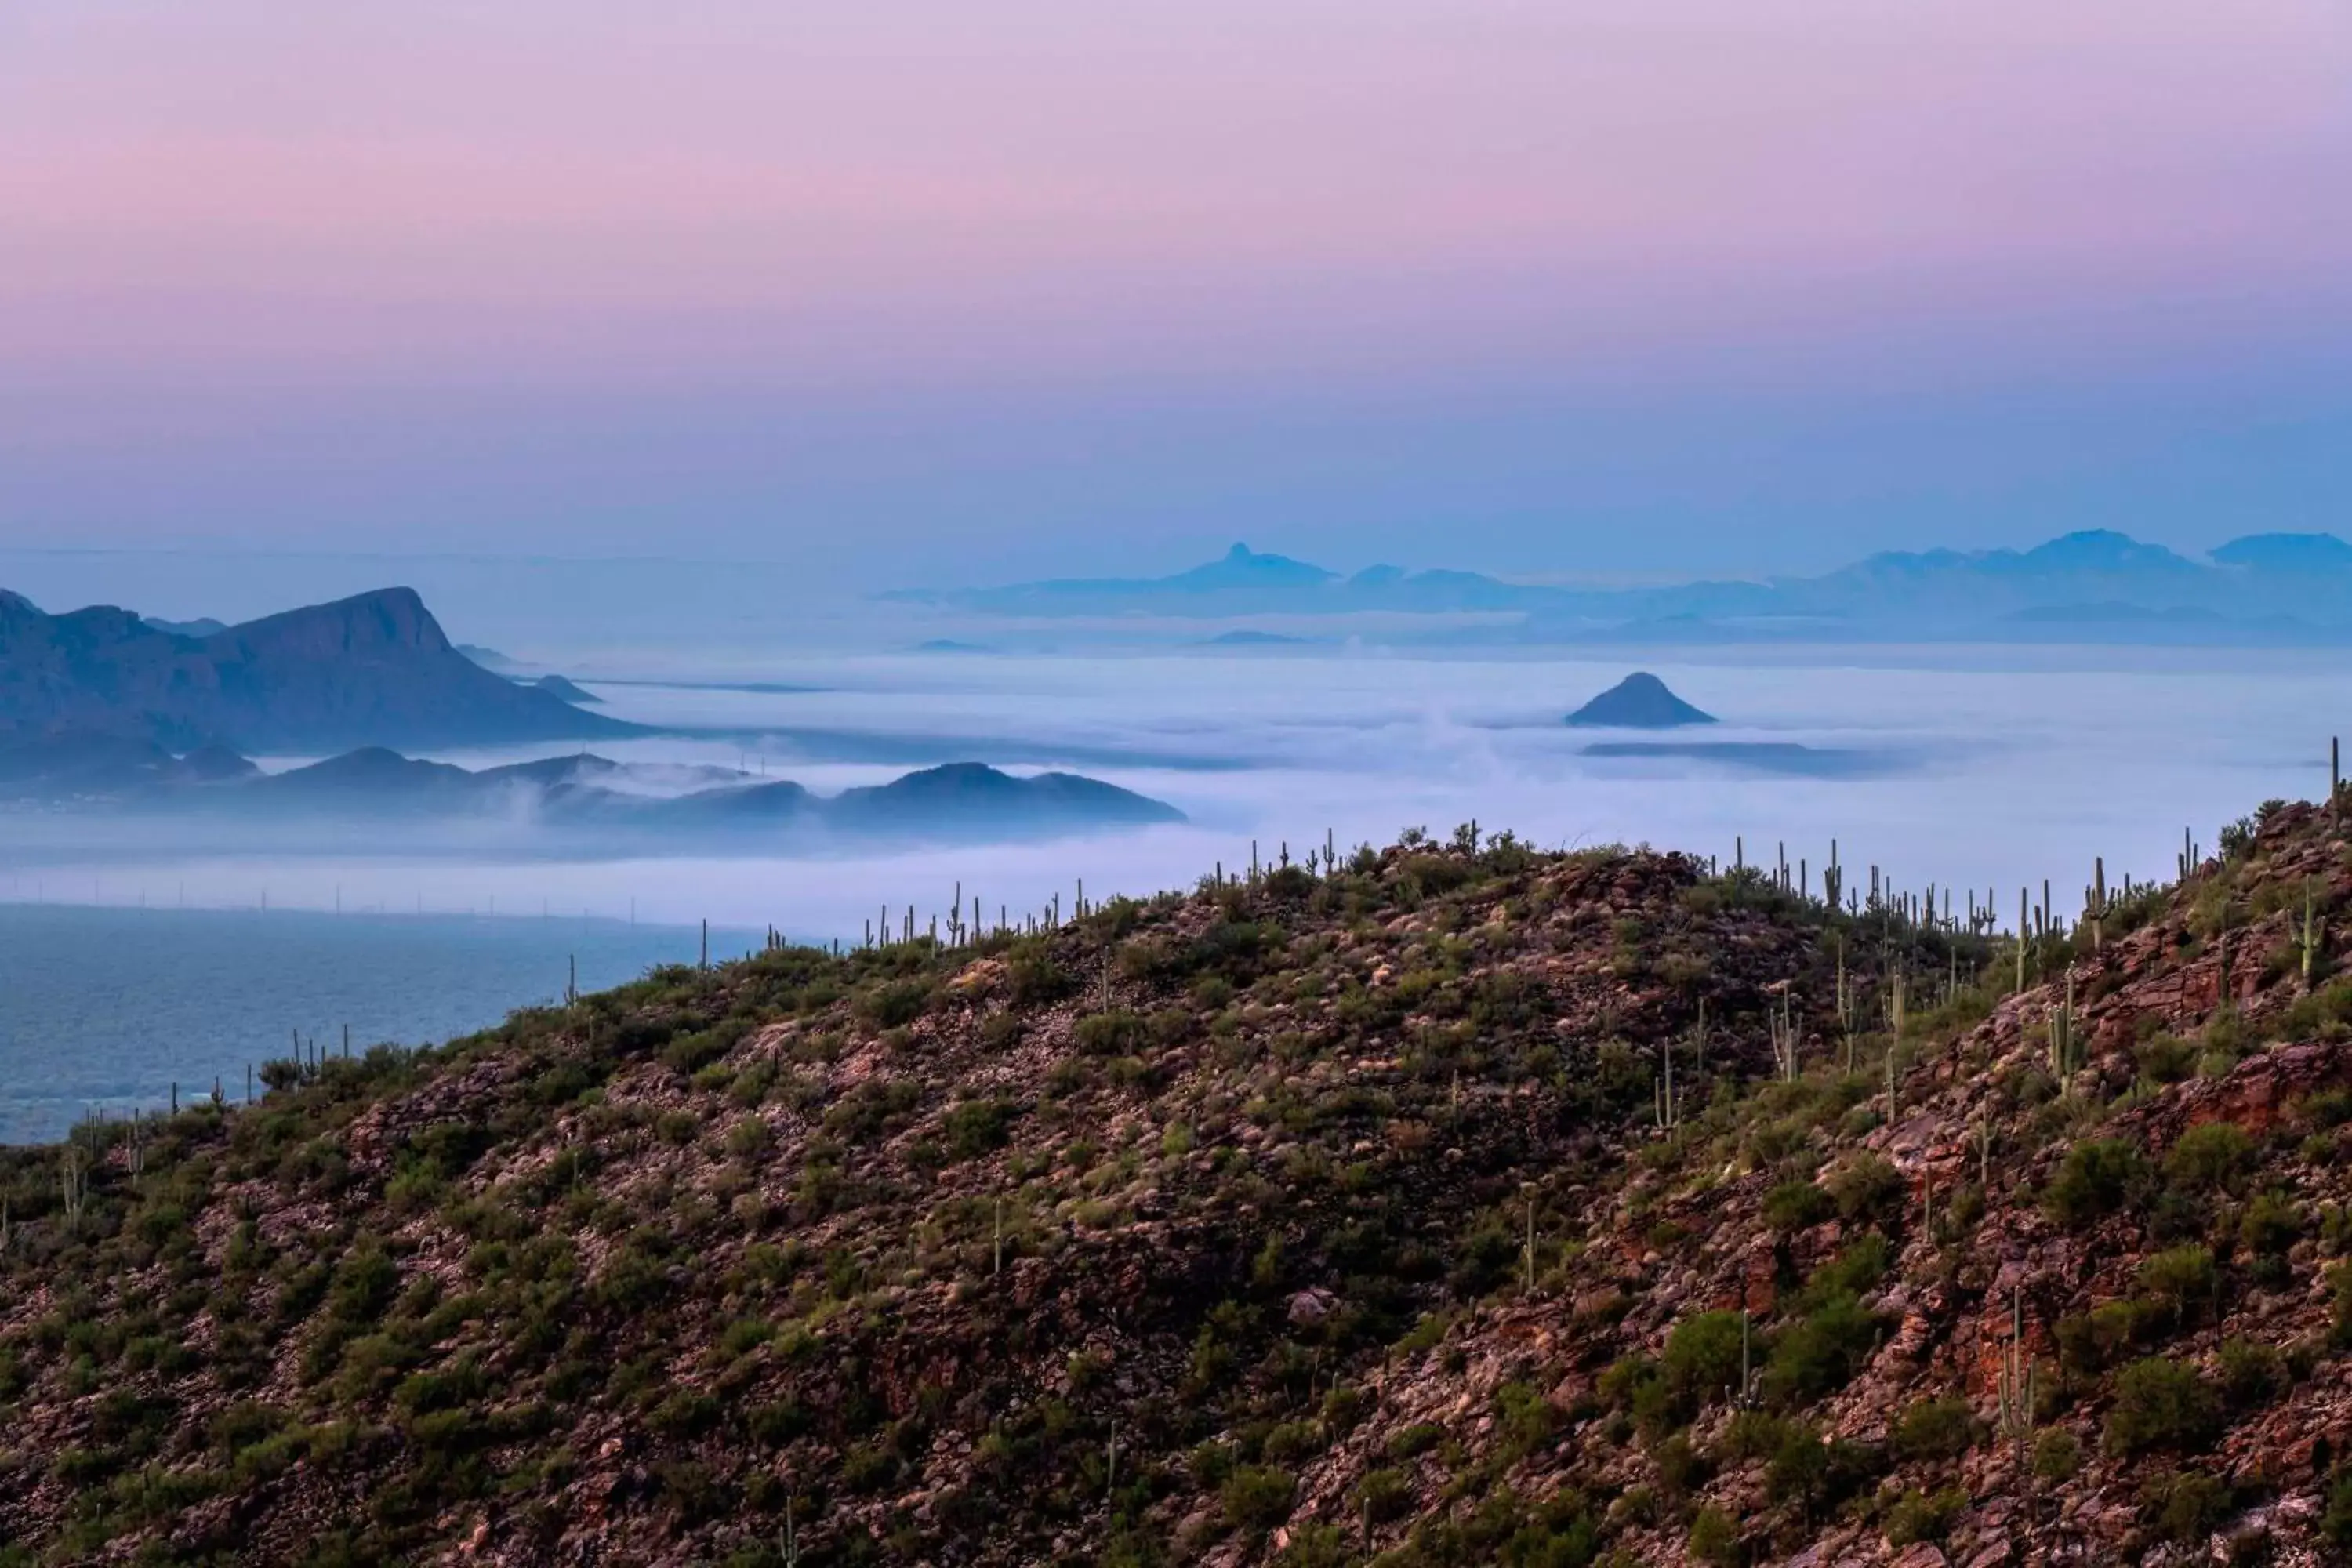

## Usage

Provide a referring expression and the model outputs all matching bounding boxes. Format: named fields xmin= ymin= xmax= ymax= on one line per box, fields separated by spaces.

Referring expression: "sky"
xmin=3 ymin=0 xmax=2349 ymax=589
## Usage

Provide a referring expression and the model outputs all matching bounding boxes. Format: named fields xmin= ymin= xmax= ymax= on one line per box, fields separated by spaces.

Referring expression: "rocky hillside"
xmin=6 ymin=798 xmax=2352 ymax=1566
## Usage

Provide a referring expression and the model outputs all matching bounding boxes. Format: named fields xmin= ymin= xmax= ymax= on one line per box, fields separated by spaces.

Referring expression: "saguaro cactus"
xmin=2048 ymin=975 xmax=2080 ymax=1080
xmin=2016 ymin=887 xmax=2029 ymax=994
xmin=1769 ymin=992 xmax=1800 ymax=1083
xmin=2299 ymin=886 xmax=2326 ymax=985
xmin=1995 ymin=1285 xmax=2034 ymax=1482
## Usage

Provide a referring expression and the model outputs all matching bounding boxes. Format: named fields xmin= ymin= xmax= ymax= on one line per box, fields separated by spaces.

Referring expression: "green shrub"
xmin=2056 ymin=1301 xmax=2151 ymax=1376
xmin=327 ymin=1246 xmax=399 ymax=1324
xmin=1661 ymin=1311 xmax=1749 ymax=1411
xmin=662 ymin=1028 xmax=733 ymax=1076
xmin=942 ymin=1098 xmax=1014 ymax=1159
xmin=2325 ymin=1465 xmax=2352 ymax=1549
xmin=1221 ymin=1465 xmax=1297 ymax=1531
xmin=1882 ymin=1486 xmax=1966 ymax=1547
xmin=1717 ymin=1408 xmax=1792 ymax=1463
xmin=1762 ymin=1181 xmax=1833 ymax=1233
xmin=1355 ymin=1468 xmax=1414 ymax=1524
xmin=856 ymin=978 xmax=931 ymax=1030
xmin=2216 ymin=1338 xmax=2285 ymax=1409
xmin=2136 ymin=1033 xmax=2199 ymax=1086
xmin=1826 ymin=1155 xmax=1904 ymax=1225
xmin=1687 ymin=1504 xmax=1741 ymax=1566
xmin=2042 ymin=1138 xmax=2151 ymax=1229
xmin=1494 ymin=1381 xmax=1559 ymax=1459
xmin=1796 ymin=1234 xmax=1890 ymax=1311
xmin=2032 ymin=1428 xmax=2081 ymax=1481
xmin=1258 ymin=1421 xmax=1319 ymax=1465
xmin=1890 ymin=1397 xmax=1976 ymax=1461
xmin=2165 ymin=1123 xmax=2253 ymax=1194
xmin=2239 ymin=1190 xmax=2301 ymax=1258
xmin=2140 ymin=1468 xmax=2230 ymax=1544
xmin=2104 ymin=1357 xmax=2220 ymax=1456
xmin=1756 ymin=1421 xmax=1874 ymax=1513
xmin=2135 ymin=1245 xmax=2218 ymax=1325
xmin=1762 ymin=1422 xmax=1828 ymax=1505
xmin=1763 ymin=1295 xmax=1884 ymax=1407
xmin=1386 ymin=1422 xmax=1445 ymax=1461
xmin=1075 ymin=1011 xmax=1147 ymax=1057
xmin=1652 ymin=1431 xmax=1708 ymax=1499
xmin=1270 ymin=1525 xmax=1349 ymax=1568
xmin=1004 ymin=944 xmax=1071 ymax=1004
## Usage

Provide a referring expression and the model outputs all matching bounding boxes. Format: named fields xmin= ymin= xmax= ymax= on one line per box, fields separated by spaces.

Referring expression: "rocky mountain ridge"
xmin=4 ymin=795 xmax=2352 ymax=1565
xmin=0 ymin=587 xmax=632 ymax=753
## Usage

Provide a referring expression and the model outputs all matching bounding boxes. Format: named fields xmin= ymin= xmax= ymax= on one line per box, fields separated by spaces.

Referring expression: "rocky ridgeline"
xmin=4 ymin=804 xmax=2352 ymax=1566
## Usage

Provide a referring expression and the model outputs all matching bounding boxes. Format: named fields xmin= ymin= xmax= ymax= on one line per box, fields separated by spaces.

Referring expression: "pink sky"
xmin=2 ymin=1 xmax=2347 ymax=571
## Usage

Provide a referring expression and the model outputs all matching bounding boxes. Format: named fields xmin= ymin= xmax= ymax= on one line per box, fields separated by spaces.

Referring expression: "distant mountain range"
xmin=889 ymin=531 xmax=2352 ymax=644
xmin=0 ymin=587 xmax=634 ymax=752
xmin=884 ymin=542 xmax=1557 ymax=617
xmin=0 ymin=734 xmax=1183 ymax=845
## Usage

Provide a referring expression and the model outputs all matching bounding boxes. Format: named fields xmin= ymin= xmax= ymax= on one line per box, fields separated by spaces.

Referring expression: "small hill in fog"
xmin=1565 ymin=671 xmax=1716 ymax=728
xmin=524 ymin=673 xmax=604 ymax=704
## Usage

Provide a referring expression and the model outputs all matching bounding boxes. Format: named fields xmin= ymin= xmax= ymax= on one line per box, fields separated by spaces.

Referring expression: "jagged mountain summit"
xmin=0 ymin=586 xmax=636 ymax=752
xmin=1566 ymin=671 xmax=1717 ymax=728
xmin=8 ymin=790 xmax=2352 ymax=1562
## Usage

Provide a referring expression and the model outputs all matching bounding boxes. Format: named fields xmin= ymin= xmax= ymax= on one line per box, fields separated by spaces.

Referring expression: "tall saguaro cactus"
xmin=1769 ymin=992 xmax=1800 ymax=1083
xmin=2048 ymin=975 xmax=2080 ymax=1081
xmin=2299 ymin=885 xmax=2326 ymax=986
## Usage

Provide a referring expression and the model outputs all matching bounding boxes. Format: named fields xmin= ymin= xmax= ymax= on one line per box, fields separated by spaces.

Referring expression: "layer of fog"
xmin=2 ymin=648 xmax=2342 ymax=946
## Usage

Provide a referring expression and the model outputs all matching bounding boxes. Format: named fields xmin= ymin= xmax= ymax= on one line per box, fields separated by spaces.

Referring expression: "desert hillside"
xmin=6 ymin=799 xmax=2352 ymax=1566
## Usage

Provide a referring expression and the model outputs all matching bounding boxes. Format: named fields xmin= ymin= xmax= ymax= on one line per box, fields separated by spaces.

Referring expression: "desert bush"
xmin=1354 ymin=1468 xmax=1414 ymax=1524
xmin=1763 ymin=1181 xmax=1833 ymax=1233
xmin=1661 ymin=1312 xmax=1748 ymax=1412
xmin=943 ymin=1098 xmax=1014 ymax=1159
xmin=1826 ymin=1155 xmax=1904 ymax=1225
xmin=2135 ymin=1245 xmax=2219 ymax=1326
xmin=2135 ymin=1033 xmax=2199 ymax=1087
xmin=2056 ymin=1301 xmax=2152 ymax=1376
xmin=2104 ymin=1357 xmax=2220 ymax=1456
xmin=1687 ymin=1505 xmax=1740 ymax=1566
xmin=2240 ymin=1190 xmax=2301 ymax=1258
xmin=1882 ymin=1486 xmax=1966 ymax=1547
xmin=2140 ymin=1468 xmax=2230 ymax=1544
xmin=1890 ymin=1397 xmax=1976 ymax=1462
xmin=2033 ymin=1428 xmax=2081 ymax=1481
xmin=1221 ymin=1465 xmax=1297 ymax=1531
xmin=1764 ymin=1295 xmax=1883 ymax=1407
xmin=2216 ymin=1338 xmax=2285 ymax=1409
xmin=2165 ymin=1123 xmax=2253 ymax=1194
xmin=2043 ymin=1138 xmax=2151 ymax=1229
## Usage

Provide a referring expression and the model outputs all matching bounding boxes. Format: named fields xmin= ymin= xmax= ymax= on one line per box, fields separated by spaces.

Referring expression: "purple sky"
xmin=3 ymin=1 xmax=2348 ymax=584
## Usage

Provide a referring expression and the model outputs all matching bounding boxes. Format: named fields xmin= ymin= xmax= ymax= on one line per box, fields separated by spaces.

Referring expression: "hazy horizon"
xmin=6 ymin=2 xmax=2348 ymax=582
